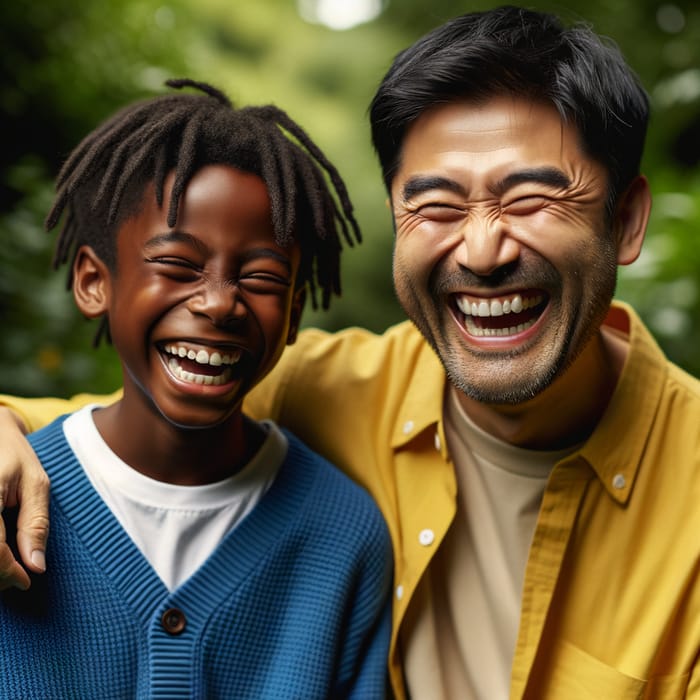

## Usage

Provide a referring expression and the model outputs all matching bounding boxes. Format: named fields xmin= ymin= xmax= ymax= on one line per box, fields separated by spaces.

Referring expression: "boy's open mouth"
xmin=452 ymin=291 xmax=549 ymax=337
xmin=161 ymin=343 xmax=242 ymax=386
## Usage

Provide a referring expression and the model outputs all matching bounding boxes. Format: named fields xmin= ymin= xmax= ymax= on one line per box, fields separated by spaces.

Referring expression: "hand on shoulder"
xmin=0 ymin=406 xmax=49 ymax=590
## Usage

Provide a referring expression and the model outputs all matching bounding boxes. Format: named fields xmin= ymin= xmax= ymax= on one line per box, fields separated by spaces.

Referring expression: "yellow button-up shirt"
xmin=7 ymin=301 xmax=700 ymax=699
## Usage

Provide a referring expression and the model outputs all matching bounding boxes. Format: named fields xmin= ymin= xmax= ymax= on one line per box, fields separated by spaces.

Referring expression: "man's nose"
xmin=452 ymin=213 xmax=520 ymax=276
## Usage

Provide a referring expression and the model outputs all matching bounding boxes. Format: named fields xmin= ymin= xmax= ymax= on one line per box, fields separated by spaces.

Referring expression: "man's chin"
xmin=444 ymin=355 xmax=561 ymax=406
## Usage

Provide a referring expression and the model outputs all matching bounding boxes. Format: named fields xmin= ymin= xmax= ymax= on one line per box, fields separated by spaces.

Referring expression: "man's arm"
xmin=0 ymin=390 xmax=121 ymax=589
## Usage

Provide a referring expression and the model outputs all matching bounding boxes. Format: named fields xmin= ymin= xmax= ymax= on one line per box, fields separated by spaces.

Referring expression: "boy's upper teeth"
xmin=163 ymin=344 xmax=241 ymax=366
xmin=455 ymin=293 xmax=543 ymax=318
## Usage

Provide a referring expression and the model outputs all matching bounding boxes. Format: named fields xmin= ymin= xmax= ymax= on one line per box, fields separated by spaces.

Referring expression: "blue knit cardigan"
xmin=0 ymin=416 xmax=393 ymax=699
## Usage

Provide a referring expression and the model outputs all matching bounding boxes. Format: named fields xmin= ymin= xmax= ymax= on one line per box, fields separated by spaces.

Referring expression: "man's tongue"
xmin=469 ymin=305 xmax=541 ymax=331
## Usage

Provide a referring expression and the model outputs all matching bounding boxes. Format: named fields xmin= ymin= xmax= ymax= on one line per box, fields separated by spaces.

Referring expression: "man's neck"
xmin=455 ymin=325 xmax=630 ymax=451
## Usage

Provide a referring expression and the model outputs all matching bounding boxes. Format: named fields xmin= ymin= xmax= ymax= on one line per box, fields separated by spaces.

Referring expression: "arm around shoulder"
xmin=0 ymin=390 xmax=120 ymax=589
xmin=0 ymin=389 xmax=121 ymax=433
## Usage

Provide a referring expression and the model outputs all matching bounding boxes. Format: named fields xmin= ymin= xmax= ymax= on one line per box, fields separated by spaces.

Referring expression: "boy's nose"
xmin=187 ymin=282 xmax=247 ymax=325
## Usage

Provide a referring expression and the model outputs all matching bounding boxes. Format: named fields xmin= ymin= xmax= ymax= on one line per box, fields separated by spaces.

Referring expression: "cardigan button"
xmin=162 ymin=607 xmax=187 ymax=635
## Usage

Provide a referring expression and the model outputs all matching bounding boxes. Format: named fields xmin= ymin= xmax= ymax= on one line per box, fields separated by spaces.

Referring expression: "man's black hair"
xmin=47 ymin=78 xmax=361 ymax=343
xmin=369 ymin=5 xmax=650 ymax=213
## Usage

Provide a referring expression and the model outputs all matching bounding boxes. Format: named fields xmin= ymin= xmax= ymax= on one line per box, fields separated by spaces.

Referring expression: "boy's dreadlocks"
xmin=46 ymin=79 xmax=361 ymax=343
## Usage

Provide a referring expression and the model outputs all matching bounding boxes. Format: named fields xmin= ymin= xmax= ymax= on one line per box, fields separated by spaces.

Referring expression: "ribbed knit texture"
xmin=0 ymin=417 xmax=393 ymax=699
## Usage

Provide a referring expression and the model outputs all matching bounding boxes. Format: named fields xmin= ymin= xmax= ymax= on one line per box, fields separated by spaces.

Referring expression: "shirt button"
xmin=403 ymin=420 xmax=414 ymax=435
xmin=612 ymin=473 xmax=626 ymax=490
xmin=419 ymin=529 xmax=435 ymax=546
xmin=396 ymin=585 xmax=404 ymax=601
xmin=162 ymin=608 xmax=187 ymax=635
xmin=434 ymin=432 xmax=441 ymax=451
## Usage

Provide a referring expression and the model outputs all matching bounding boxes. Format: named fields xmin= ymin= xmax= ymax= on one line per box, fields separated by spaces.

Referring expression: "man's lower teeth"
xmin=464 ymin=317 xmax=536 ymax=337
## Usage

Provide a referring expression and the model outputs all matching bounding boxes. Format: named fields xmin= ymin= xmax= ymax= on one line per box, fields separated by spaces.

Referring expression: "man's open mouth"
xmin=161 ymin=343 xmax=242 ymax=386
xmin=453 ymin=291 xmax=548 ymax=337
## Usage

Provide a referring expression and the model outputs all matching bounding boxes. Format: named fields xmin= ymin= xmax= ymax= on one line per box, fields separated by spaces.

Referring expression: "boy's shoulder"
xmin=279 ymin=427 xmax=391 ymax=543
xmin=27 ymin=412 xmax=71 ymax=449
xmin=282 ymin=428 xmax=378 ymax=499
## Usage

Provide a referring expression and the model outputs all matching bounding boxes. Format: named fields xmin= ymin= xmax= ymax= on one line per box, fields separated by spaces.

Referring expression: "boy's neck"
xmin=92 ymin=402 xmax=265 ymax=485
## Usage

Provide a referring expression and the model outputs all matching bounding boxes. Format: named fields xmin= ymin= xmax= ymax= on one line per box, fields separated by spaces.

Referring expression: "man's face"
xmin=85 ymin=164 xmax=303 ymax=429
xmin=390 ymin=96 xmax=625 ymax=405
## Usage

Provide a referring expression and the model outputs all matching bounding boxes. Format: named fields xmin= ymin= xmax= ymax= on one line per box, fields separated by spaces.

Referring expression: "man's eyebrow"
xmin=495 ymin=167 xmax=571 ymax=194
xmin=400 ymin=168 xmax=570 ymax=202
xmin=401 ymin=176 xmax=467 ymax=201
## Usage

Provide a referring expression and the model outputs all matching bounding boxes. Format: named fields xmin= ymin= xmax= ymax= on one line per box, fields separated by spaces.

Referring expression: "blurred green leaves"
xmin=1 ymin=0 xmax=698 ymax=398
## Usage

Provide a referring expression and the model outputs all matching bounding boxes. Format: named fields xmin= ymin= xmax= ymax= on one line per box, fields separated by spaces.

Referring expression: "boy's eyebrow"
xmin=144 ymin=230 xmax=207 ymax=253
xmin=239 ymin=248 xmax=293 ymax=272
xmin=400 ymin=167 xmax=571 ymax=201
xmin=144 ymin=232 xmax=293 ymax=272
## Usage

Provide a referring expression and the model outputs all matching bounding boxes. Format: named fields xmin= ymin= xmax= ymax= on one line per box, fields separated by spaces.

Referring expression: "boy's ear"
xmin=613 ymin=175 xmax=651 ymax=266
xmin=72 ymin=245 xmax=111 ymax=319
xmin=285 ymin=287 xmax=306 ymax=346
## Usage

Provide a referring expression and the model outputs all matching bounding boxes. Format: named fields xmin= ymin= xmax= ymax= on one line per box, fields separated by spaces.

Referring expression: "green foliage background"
xmin=1 ymin=0 xmax=699 ymax=397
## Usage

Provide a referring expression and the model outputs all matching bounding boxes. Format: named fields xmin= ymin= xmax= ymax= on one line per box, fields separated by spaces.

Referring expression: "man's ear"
xmin=613 ymin=175 xmax=652 ymax=266
xmin=286 ymin=287 xmax=306 ymax=346
xmin=72 ymin=245 xmax=111 ymax=319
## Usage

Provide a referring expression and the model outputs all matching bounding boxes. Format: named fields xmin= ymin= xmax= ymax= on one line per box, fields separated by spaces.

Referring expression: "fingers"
xmin=15 ymin=472 xmax=50 ymax=574
xmin=0 ymin=406 xmax=51 ymax=588
xmin=0 ymin=515 xmax=31 ymax=591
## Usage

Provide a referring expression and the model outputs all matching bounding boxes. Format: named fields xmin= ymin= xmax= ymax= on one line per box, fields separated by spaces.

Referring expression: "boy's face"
xmin=75 ymin=164 xmax=303 ymax=429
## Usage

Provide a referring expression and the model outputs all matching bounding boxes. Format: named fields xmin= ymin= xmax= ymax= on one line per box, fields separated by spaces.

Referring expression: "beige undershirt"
xmin=401 ymin=386 xmax=577 ymax=699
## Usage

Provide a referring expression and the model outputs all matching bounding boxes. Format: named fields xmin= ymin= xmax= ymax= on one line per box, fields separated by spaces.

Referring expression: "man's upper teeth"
xmin=163 ymin=344 xmax=240 ymax=366
xmin=456 ymin=294 xmax=543 ymax=317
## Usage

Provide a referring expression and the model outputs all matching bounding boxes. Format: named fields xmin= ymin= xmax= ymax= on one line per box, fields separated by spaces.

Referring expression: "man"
xmin=2 ymin=6 xmax=700 ymax=698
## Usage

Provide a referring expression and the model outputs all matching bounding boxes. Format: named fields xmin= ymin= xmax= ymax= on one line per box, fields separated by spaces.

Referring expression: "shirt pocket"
xmin=536 ymin=639 xmax=689 ymax=699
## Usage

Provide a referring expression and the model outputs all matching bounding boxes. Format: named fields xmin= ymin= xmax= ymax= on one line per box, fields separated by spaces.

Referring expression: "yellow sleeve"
xmin=242 ymin=345 xmax=298 ymax=423
xmin=0 ymin=390 xmax=122 ymax=432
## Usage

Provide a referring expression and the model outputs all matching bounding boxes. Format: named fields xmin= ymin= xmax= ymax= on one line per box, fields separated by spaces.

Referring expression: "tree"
xmin=1 ymin=0 xmax=698 ymax=398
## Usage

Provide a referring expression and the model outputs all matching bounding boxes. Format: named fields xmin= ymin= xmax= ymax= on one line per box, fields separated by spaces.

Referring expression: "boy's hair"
xmin=47 ymin=79 xmax=360 ymax=343
xmin=369 ymin=5 xmax=650 ymax=214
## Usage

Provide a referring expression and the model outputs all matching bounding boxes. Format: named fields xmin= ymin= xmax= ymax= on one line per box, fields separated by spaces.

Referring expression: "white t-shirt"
xmin=63 ymin=405 xmax=286 ymax=590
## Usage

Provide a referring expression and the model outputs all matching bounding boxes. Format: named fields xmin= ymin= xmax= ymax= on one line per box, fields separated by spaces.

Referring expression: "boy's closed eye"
xmin=145 ymin=256 xmax=202 ymax=281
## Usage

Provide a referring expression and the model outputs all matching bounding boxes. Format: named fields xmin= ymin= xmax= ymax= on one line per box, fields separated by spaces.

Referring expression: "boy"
xmin=0 ymin=79 xmax=392 ymax=698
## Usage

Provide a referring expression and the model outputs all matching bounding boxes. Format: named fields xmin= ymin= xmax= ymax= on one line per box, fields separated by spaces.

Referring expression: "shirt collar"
xmin=577 ymin=301 xmax=668 ymax=504
xmin=390 ymin=335 xmax=447 ymax=449
xmin=389 ymin=303 xmax=668 ymax=504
